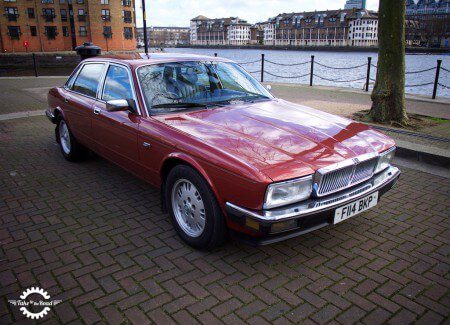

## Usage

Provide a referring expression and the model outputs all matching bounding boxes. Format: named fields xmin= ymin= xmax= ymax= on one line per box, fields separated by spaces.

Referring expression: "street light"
xmin=141 ymin=0 xmax=148 ymax=55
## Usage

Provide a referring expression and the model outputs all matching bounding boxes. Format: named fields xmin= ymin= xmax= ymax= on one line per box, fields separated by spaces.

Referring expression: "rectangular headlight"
xmin=375 ymin=147 xmax=396 ymax=174
xmin=264 ymin=175 xmax=313 ymax=209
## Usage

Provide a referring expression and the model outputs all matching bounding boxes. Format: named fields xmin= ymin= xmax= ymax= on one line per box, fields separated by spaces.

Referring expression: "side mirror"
xmin=106 ymin=99 xmax=137 ymax=113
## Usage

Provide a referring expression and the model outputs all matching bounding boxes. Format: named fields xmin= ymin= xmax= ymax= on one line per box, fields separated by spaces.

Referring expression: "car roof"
xmin=83 ymin=52 xmax=233 ymax=68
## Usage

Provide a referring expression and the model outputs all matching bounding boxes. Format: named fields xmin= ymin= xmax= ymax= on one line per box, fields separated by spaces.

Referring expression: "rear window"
xmin=72 ymin=63 xmax=104 ymax=97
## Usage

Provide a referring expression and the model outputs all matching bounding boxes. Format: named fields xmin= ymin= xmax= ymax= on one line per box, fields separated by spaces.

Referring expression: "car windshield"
xmin=137 ymin=61 xmax=273 ymax=113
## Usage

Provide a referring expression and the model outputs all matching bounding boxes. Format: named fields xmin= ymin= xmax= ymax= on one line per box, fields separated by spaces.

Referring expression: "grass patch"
xmin=353 ymin=110 xmax=449 ymax=131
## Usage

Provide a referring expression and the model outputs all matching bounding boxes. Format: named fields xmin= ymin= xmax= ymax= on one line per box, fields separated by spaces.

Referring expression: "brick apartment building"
xmin=0 ymin=0 xmax=136 ymax=53
xmin=190 ymin=16 xmax=251 ymax=45
xmin=264 ymin=9 xmax=378 ymax=47
xmin=136 ymin=26 xmax=190 ymax=46
xmin=405 ymin=0 xmax=450 ymax=47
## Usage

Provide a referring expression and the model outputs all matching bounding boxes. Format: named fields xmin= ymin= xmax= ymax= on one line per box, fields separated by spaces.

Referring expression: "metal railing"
xmin=216 ymin=53 xmax=449 ymax=99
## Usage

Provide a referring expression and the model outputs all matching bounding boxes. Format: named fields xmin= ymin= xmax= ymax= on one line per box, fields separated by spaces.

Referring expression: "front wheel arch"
xmin=160 ymin=155 xmax=222 ymax=214
xmin=164 ymin=164 xmax=227 ymax=249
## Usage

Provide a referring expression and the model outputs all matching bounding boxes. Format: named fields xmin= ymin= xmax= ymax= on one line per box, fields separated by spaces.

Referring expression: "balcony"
xmin=4 ymin=13 xmax=19 ymax=22
xmin=78 ymin=15 xmax=86 ymax=22
xmin=42 ymin=14 xmax=56 ymax=22
xmin=101 ymin=15 xmax=111 ymax=22
xmin=103 ymin=31 xmax=113 ymax=39
xmin=45 ymin=31 xmax=58 ymax=40
xmin=124 ymin=17 xmax=132 ymax=23
xmin=8 ymin=30 xmax=21 ymax=40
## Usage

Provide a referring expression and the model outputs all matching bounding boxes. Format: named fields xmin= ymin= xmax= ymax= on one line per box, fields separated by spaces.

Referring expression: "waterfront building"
xmin=190 ymin=16 xmax=251 ymax=45
xmin=0 ymin=0 xmax=136 ymax=53
xmin=347 ymin=10 xmax=378 ymax=46
xmin=250 ymin=22 xmax=268 ymax=44
xmin=405 ymin=0 xmax=450 ymax=47
xmin=344 ymin=0 xmax=367 ymax=10
xmin=136 ymin=27 xmax=190 ymax=46
xmin=263 ymin=9 xmax=378 ymax=47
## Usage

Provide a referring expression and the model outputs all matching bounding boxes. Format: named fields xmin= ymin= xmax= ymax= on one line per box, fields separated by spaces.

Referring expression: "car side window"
xmin=65 ymin=65 xmax=81 ymax=89
xmin=102 ymin=65 xmax=134 ymax=101
xmin=72 ymin=63 xmax=105 ymax=98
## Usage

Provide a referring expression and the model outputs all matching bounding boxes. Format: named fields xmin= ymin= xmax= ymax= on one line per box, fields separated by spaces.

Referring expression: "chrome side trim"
xmin=226 ymin=166 xmax=400 ymax=222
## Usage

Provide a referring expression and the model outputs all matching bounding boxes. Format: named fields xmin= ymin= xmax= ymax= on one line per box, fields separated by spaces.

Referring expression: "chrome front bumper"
xmin=45 ymin=108 xmax=56 ymax=124
xmin=226 ymin=166 xmax=400 ymax=222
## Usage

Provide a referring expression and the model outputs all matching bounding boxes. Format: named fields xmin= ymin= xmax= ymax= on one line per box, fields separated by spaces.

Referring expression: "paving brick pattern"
xmin=1 ymin=116 xmax=449 ymax=324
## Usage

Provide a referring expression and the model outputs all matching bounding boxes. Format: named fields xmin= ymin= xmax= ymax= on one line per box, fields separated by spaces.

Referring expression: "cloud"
xmin=135 ymin=0 xmax=379 ymax=27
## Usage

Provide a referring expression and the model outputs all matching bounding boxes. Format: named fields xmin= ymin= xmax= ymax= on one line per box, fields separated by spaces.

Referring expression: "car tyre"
xmin=56 ymin=117 xmax=88 ymax=162
xmin=166 ymin=165 xmax=227 ymax=249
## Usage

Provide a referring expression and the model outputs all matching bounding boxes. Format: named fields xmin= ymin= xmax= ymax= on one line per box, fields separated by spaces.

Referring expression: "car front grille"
xmin=316 ymin=156 xmax=378 ymax=196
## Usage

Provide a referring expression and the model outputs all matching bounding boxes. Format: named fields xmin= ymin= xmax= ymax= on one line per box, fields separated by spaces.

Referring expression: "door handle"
xmin=143 ymin=142 xmax=151 ymax=148
xmin=93 ymin=108 xmax=101 ymax=115
xmin=64 ymin=96 xmax=70 ymax=103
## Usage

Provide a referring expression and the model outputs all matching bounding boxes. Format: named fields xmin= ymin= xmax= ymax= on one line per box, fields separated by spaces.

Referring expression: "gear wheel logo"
xmin=8 ymin=286 xmax=62 ymax=320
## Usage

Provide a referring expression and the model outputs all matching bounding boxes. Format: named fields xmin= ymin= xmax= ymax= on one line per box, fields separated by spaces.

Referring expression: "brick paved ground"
xmin=0 ymin=116 xmax=449 ymax=324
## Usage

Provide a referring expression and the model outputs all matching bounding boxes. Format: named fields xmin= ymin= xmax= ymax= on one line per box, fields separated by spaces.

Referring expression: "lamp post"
xmin=141 ymin=0 xmax=148 ymax=55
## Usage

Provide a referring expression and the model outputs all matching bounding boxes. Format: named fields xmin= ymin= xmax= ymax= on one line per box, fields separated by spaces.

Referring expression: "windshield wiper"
xmin=236 ymin=93 xmax=270 ymax=100
xmin=151 ymin=102 xmax=208 ymax=109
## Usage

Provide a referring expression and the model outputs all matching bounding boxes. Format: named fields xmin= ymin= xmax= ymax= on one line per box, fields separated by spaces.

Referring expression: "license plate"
xmin=334 ymin=192 xmax=378 ymax=224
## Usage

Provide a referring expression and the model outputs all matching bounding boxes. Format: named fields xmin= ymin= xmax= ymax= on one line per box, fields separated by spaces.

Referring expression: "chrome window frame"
xmin=65 ymin=62 xmax=107 ymax=100
xmin=97 ymin=62 xmax=141 ymax=115
xmin=64 ymin=60 xmax=141 ymax=116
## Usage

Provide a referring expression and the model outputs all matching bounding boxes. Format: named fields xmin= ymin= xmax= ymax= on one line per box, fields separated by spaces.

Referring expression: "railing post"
xmin=310 ymin=55 xmax=314 ymax=86
xmin=365 ymin=57 xmax=372 ymax=92
xmin=32 ymin=53 xmax=38 ymax=77
xmin=261 ymin=53 xmax=265 ymax=83
xmin=432 ymin=59 xmax=442 ymax=99
xmin=214 ymin=53 xmax=217 ymax=57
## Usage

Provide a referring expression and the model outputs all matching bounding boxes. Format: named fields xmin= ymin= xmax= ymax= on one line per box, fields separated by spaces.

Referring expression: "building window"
xmin=124 ymin=27 xmax=133 ymax=39
xmin=42 ymin=8 xmax=56 ymax=22
xmin=101 ymin=0 xmax=109 ymax=4
xmin=103 ymin=26 xmax=112 ymax=38
xmin=76 ymin=0 xmax=84 ymax=4
xmin=62 ymin=26 xmax=69 ymax=37
xmin=101 ymin=9 xmax=110 ymax=21
xmin=79 ymin=26 xmax=87 ymax=36
xmin=122 ymin=0 xmax=131 ymax=6
xmin=78 ymin=9 xmax=85 ymax=21
xmin=61 ymin=9 xmax=67 ymax=21
xmin=27 ymin=8 xmax=35 ymax=19
xmin=41 ymin=0 xmax=54 ymax=3
xmin=30 ymin=26 xmax=37 ymax=36
xmin=45 ymin=26 xmax=58 ymax=39
xmin=59 ymin=0 xmax=66 ymax=3
xmin=123 ymin=10 xmax=132 ymax=23
xmin=7 ymin=26 xmax=21 ymax=40
xmin=4 ymin=7 xmax=19 ymax=21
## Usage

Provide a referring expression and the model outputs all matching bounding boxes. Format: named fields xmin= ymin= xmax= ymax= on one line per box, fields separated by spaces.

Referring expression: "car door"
xmin=62 ymin=62 xmax=106 ymax=149
xmin=92 ymin=63 xmax=141 ymax=173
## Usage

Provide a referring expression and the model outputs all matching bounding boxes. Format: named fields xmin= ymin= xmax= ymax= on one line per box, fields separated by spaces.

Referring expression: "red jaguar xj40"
xmin=46 ymin=53 xmax=400 ymax=249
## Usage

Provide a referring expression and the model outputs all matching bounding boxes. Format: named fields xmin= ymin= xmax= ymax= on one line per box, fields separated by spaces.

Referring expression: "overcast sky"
xmin=135 ymin=0 xmax=380 ymax=27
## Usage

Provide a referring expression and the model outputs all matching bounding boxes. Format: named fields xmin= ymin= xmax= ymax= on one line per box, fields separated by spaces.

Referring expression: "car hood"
xmin=153 ymin=99 xmax=395 ymax=182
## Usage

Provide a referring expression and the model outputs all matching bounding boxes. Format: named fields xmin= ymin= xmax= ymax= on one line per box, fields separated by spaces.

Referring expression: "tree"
xmin=370 ymin=0 xmax=408 ymax=126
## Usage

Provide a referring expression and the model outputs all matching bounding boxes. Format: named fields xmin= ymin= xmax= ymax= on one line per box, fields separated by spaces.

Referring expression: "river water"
xmin=163 ymin=47 xmax=450 ymax=98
